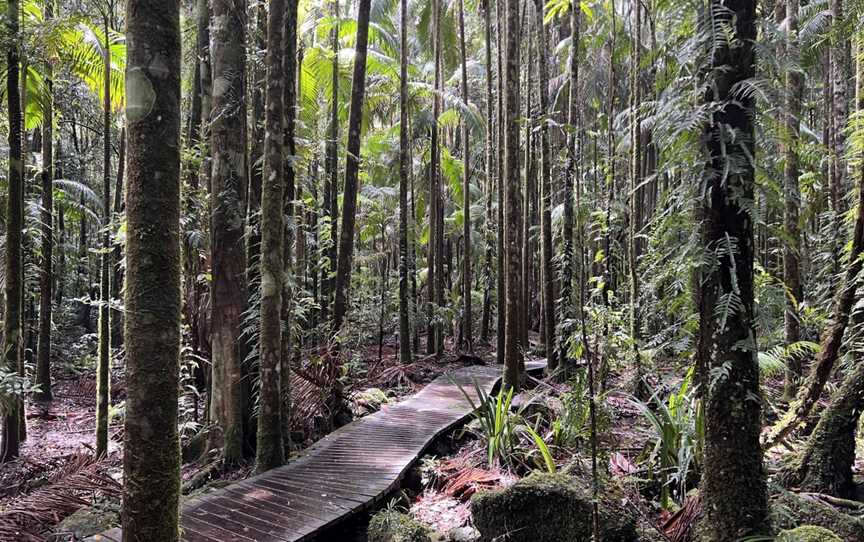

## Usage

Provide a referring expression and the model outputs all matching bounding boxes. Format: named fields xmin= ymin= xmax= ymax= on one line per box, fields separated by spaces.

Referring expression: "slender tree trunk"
xmin=559 ymin=3 xmax=579 ymax=370
xmin=122 ymin=0 xmax=182 ymax=539
xmin=427 ymin=0 xmax=443 ymax=357
xmin=533 ymin=0 xmax=555 ymax=372
xmin=36 ymin=3 xmax=54 ymax=402
xmin=398 ymin=0 xmax=412 ymax=364
xmin=209 ymin=0 xmax=249 ymax=463
xmin=830 ymin=0 xmax=851 ymax=203
xmin=782 ymin=0 xmax=804 ymax=400
xmin=628 ymin=0 xmax=645 ymax=398
xmin=96 ymin=15 xmax=113 ymax=459
xmin=495 ymin=0 xmax=505 ymax=365
xmin=332 ymin=0 xmax=373 ymax=334
xmin=457 ymin=0 xmax=473 ymax=353
xmin=256 ymin=0 xmax=286 ymax=472
xmin=282 ymin=0 xmax=300 ymax=430
xmin=479 ymin=0 xmax=495 ymax=345
xmin=1 ymin=0 xmax=23 ymax=463
xmin=698 ymin=0 xmax=767 ymax=537
xmin=503 ymin=0 xmax=523 ymax=391
xmin=322 ymin=0 xmax=340 ymax=326
xmin=247 ymin=1 xmax=267 ymax=286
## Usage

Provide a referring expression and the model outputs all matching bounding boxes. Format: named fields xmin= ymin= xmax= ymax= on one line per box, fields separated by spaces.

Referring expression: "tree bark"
xmin=479 ymin=0 xmax=495 ymax=344
xmin=255 ymin=0 xmax=286 ymax=473
xmin=458 ymin=0 xmax=472 ymax=353
xmin=122 ymin=0 xmax=182 ymax=538
xmin=208 ymin=0 xmax=249 ymax=463
xmin=36 ymin=1 xmax=54 ymax=403
xmin=697 ymin=0 xmax=767 ymax=537
xmin=1 ymin=0 xmax=23 ymax=463
xmin=495 ymin=0 xmax=505 ymax=365
xmin=321 ymin=0 xmax=340 ymax=327
xmin=332 ymin=0 xmax=373 ymax=334
xmin=502 ymin=0 xmax=523 ymax=391
xmin=533 ymin=0 xmax=555 ymax=372
xmin=628 ymin=0 xmax=645 ymax=397
xmin=398 ymin=0 xmax=413 ymax=364
xmin=96 ymin=15 xmax=113 ymax=459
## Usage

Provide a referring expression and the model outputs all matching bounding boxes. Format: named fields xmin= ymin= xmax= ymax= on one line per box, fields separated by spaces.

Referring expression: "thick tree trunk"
xmin=96 ymin=15 xmax=113 ymax=459
xmin=782 ymin=0 xmax=804 ymax=400
xmin=697 ymin=0 xmax=767 ymax=538
xmin=332 ymin=0 xmax=373 ymax=334
xmin=209 ymin=0 xmax=249 ymax=464
xmin=36 ymin=8 xmax=54 ymax=402
xmin=122 ymin=0 xmax=182 ymax=539
xmin=398 ymin=0 xmax=412 ymax=364
xmin=1 ymin=0 xmax=23 ymax=463
xmin=502 ymin=0 xmax=523 ymax=391
xmin=255 ymin=0 xmax=286 ymax=473
xmin=534 ymin=0 xmax=555 ymax=372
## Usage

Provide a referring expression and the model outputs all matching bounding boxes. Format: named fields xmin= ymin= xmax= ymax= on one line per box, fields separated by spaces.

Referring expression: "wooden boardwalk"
xmin=91 ymin=361 xmax=543 ymax=542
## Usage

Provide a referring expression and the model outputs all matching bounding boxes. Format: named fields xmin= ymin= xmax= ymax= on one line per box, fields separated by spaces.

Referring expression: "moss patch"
xmin=368 ymin=510 xmax=433 ymax=542
xmin=777 ymin=526 xmax=843 ymax=542
xmin=54 ymin=496 xmax=120 ymax=539
xmin=470 ymin=472 xmax=637 ymax=542
xmin=771 ymin=489 xmax=864 ymax=542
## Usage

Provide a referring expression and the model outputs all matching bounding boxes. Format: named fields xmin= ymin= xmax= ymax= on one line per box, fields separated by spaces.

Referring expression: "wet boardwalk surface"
xmin=91 ymin=361 xmax=543 ymax=542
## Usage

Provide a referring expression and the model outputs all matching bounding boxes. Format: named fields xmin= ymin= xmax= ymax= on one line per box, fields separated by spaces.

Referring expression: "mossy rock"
xmin=55 ymin=497 xmax=120 ymax=539
xmin=777 ymin=526 xmax=843 ymax=542
xmin=368 ymin=510 xmax=433 ymax=542
xmin=771 ymin=489 xmax=864 ymax=542
xmin=470 ymin=472 xmax=637 ymax=542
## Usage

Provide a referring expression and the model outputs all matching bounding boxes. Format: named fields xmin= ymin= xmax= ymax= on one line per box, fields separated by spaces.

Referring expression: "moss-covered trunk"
xmin=255 ymin=0 xmax=286 ymax=473
xmin=697 ymin=0 xmax=768 ymax=538
xmin=209 ymin=0 xmax=249 ymax=464
xmin=121 ymin=0 xmax=182 ymax=538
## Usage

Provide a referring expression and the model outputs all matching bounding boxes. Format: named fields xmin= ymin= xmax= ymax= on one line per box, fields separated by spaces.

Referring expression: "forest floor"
xmin=4 ymin=309 xmax=864 ymax=541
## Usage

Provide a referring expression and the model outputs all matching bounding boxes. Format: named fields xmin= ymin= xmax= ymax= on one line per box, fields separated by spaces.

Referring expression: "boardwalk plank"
xmin=89 ymin=362 xmax=545 ymax=542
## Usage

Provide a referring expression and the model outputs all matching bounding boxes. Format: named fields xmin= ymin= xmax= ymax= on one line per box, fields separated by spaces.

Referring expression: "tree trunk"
xmin=782 ymin=0 xmax=804 ymax=400
xmin=321 ymin=0 xmax=340 ymax=327
xmin=457 ymin=0 xmax=473 ymax=353
xmin=559 ymin=4 xmax=579 ymax=370
xmin=398 ymin=0 xmax=412 ymax=364
xmin=495 ymin=0 xmax=505 ymax=365
xmin=697 ymin=0 xmax=767 ymax=537
xmin=830 ymin=0 xmax=851 ymax=206
xmin=35 ymin=2 xmax=54 ymax=403
xmin=332 ymin=0 xmax=372 ymax=334
xmin=533 ymin=0 xmax=555 ymax=372
xmin=502 ymin=0 xmax=523 ymax=391
xmin=1 ymin=0 xmax=23 ymax=463
xmin=479 ymin=0 xmax=495 ymax=345
xmin=247 ymin=1 xmax=267 ymax=287
xmin=122 ymin=0 xmax=182 ymax=538
xmin=209 ymin=0 xmax=249 ymax=464
xmin=96 ymin=15 xmax=113 ymax=459
xmin=255 ymin=0 xmax=286 ymax=473
xmin=628 ymin=0 xmax=645 ymax=398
